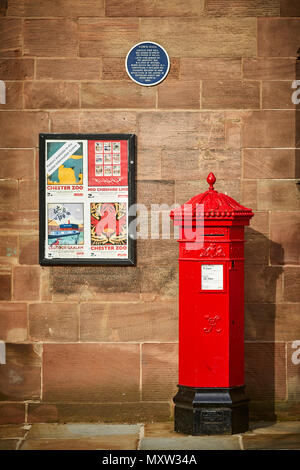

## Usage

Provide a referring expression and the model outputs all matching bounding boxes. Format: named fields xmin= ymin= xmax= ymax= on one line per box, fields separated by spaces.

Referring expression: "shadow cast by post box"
xmin=243 ymin=45 xmax=300 ymax=425
xmin=244 ymin=228 xmax=284 ymax=423
xmin=296 ymin=47 xmax=300 ymax=182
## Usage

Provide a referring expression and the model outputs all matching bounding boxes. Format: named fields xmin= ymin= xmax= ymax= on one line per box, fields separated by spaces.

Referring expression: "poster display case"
xmin=39 ymin=134 xmax=136 ymax=266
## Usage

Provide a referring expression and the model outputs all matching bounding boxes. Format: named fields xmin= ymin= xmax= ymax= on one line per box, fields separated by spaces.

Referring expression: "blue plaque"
xmin=125 ymin=41 xmax=170 ymax=86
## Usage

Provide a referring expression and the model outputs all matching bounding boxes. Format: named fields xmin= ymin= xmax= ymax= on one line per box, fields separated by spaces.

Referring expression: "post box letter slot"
xmin=204 ymin=233 xmax=224 ymax=237
xmin=201 ymin=264 xmax=223 ymax=290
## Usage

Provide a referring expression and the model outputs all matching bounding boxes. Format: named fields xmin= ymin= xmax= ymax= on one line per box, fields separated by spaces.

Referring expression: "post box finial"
xmin=207 ymin=172 xmax=216 ymax=190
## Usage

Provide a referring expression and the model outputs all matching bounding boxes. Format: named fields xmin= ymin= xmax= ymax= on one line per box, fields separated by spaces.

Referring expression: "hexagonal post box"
xmin=170 ymin=172 xmax=254 ymax=435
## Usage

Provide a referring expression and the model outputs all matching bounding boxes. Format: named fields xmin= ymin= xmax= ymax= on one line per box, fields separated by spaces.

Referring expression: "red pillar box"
xmin=170 ymin=173 xmax=254 ymax=435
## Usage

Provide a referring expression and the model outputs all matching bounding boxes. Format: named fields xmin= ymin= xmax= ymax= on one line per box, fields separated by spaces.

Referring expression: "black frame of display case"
xmin=39 ymin=133 xmax=136 ymax=266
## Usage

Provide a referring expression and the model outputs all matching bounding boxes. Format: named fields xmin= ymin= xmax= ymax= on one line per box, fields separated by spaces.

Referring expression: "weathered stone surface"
xmin=243 ymin=149 xmax=296 ymax=179
xmin=43 ymin=344 xmax=140 ymax=402
xmin=29 ymin=303 xmax=79 ymax=342
xmin=262 ymin=81 xmax=298 ymax=109
xmin=181 ymin=58 xmax=241 ymax=80
xmin=258 ymin=18 xmax=300 ymax=57
xmin=245 ymin=228 xmax=269 ymax=265
xmin=80 ymin=301 xmax=177 ymax=342
xmin=0 ymin=303 xmax=27 ymax=342
xmin=8 ymin=0 xmax=105 ymax=17
xmin=24 ymin=82 xmax=79 ymax=109
xmin=0 ymin=403 xmax=25 ymax=425
xmin=257 ymin=180 xmax=300 ymax=211
xmin=13 ymin=266 xmax=40 ymax=301
xmin=36 ymin=58 xmax=101 ymax=80
xmin=242 ymin=111 xmax=296 ymax=148
xmin=137 ymin=148 xmax=161 ymax=180
xmin=0 ymin=81 xmax=23 ymax=109
xmin=283 ymin=267 xmax=300 ymax=302
xmin=245 ymin=342 xmax=286 ymax=401
xmin=106 ymin=0 xmax=205 ymax=17
xmin=144 ymin=422 xmax=181 ymax=438
xmin=202 ymin=80 xmax=260 ymax=109
xmin=141 ymin=266 xmax=178 ymax=297
xmin=0 ymin=180 xmax=18 ymax=210
xmin=241 ymin=180 xmax=257 ymax=210
xmin=161 ymin=149 xmax=199 ymax=180
xmin=19 ymin=235 xmax=39 ymax=265
xmin=0 ymin=425 xmax=27 ymax=438
xmin=0 ymin=235 xmax=17 ymax=263
xmin=175 ymin=179 xmax=240 ymax=206
xmin=205 ymin=0 xmax=280 ymax=17
xmin=51 ymin=266 xmax=140 ymax=301
xmin=79 ymin=18 xmax=139 ymax=57
xmin=243 ymin=433 xmax=300 ymax=450
xmin=0 ymin=439 xmax=19 ymax=450
xmin=0 ymin=149 xmax=34 ymax=179
xmin=225 ymin=112 xmax=243 ymax=149
xmin=18 ymin=180 xmax=38 ymax=210
xmin=280 ymin=0 xmax=300 ymax=16
xmin=80 ymin=111 xmax=137 ymax=133
xmin=137 ymin=239 xmax=177 ymax=267
xmin=158 ymin=82 xmax=200 ymax=109
xmin=168 ymin=58 xmax=180 ymax=80
xmin=275 ymin=402 xmax=300 ymax=421
xmin=270 ymin=212 xmax=300 ymax=265
xmin=0 ymin=343 xmax=41 ymax=401
xmin=199 ymin=112 xmax=226 ymax=149
xmin=139 ymin=111 xmax=200 ymax=149
xmin=0 ymin=0 xmax=6 ymax=16
xmin=28 ymin=402 xmax=171 ymax=423
xmin=199 ymin=149 xmax=241 ymax=179
xmin=0 ymin=268 xmax=11 ymax=300
xmin=142 ymin=343 xmax=178 ymax=401
xmin=0 ymin=58 xmax=34 ymax=80
xmin=251 ymin=421 xmax=300 ymax=434
xmin=245 ymin=265 xmax=283 ymax=303
xmin=0 ymin=211 xmax=38 ymax=232
xmin=50 ymin=112 xmax=80 ymax=133
xmin=81 ymin=82 xmax=156 ymax=109
xmin=24 ymin=19 xmax=78 ymax=57
xmin=137 ymin=180 xmax=175 ymax=209
xmin=0 ymin=111 xmax=48 ymax=148
xmin=138 ymin=112 xmax=225 ymax=150
xmin=0 ymin=18 xmax=22 ymax=57
xmin=243 ymin=58 xmax=296 ymax=80
xmin=20 ymin=436 xmax=138 ymax=450
xmin=140 ymin=435 xmax=241 ymax=450
xmin=245 ymin=303 xmax=300 ymax=342
xmin=140 ymin=18 xmax=257 ymax=57
xmin=27 ymin=423 xmax=139 ymax=438
xmin=248 ymin=211 xmax=269 ymax=234
xmin=102 ymin=57 xmax=130 ymax=80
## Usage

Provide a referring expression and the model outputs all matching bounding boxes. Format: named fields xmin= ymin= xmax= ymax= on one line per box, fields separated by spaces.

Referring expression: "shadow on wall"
xmin=244 ymin=47 xmax=300 ymax=422
xmin=296 ymin=48 xmax=300 ymax=180
xmin=244 ymin=229 xmax=283 ymax=422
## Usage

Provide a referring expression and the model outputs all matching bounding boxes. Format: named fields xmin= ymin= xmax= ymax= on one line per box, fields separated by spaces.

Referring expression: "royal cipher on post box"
xmin=170 ymin=172 xmax=254 ymax=435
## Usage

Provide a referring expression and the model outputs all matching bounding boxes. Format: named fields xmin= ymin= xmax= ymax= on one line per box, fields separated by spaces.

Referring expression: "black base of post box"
xmin=173 ymin=385 xmax=249 ymax=435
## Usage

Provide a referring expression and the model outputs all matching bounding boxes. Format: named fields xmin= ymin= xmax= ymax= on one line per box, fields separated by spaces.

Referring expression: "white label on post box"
xmin=201 ymin=264 xmax=223 ymax=290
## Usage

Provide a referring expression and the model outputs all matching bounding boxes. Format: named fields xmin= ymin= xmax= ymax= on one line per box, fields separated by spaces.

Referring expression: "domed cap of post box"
xmin=170 ymin=172 xmax=254 ymax=224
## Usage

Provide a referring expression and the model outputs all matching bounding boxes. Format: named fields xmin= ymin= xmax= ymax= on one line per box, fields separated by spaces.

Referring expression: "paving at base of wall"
xmin=0 ymin=421 xmax=300 ymax=450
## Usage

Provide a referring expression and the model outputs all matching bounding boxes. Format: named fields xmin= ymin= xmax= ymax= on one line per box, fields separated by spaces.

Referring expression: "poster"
xmin=201 ymin=265 xmax=224 ymax=290
xmin=40 ymin=134 xmax=135 ymax=265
